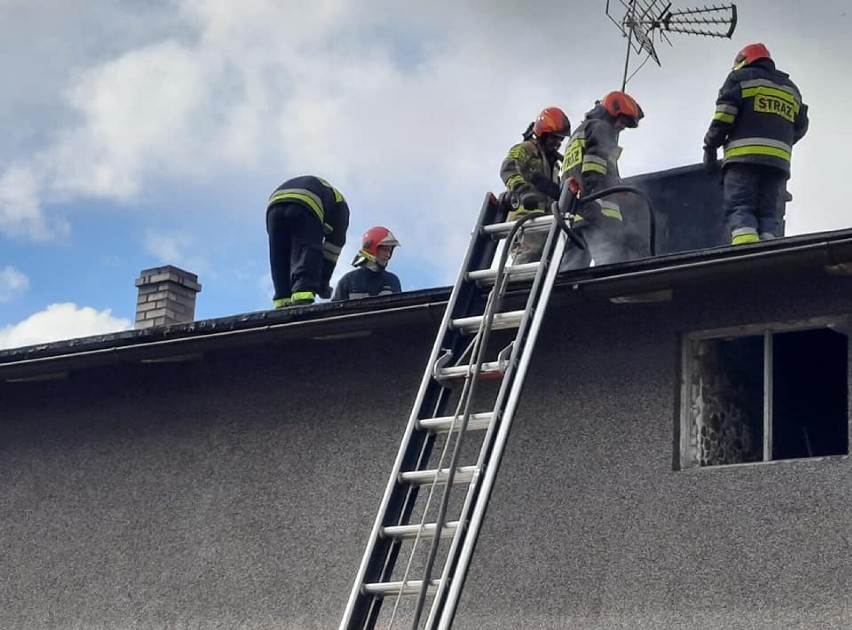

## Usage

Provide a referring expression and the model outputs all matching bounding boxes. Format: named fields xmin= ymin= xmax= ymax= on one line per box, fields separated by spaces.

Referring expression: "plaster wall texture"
xmin=1 ymin=271 xmax=851 ymax=629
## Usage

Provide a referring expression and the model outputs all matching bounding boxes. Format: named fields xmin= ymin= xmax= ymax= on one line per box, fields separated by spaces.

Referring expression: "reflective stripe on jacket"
xmin=267 ymin=175 xmax=350 ymax=254
xmin=560 ymin=109 xmax=624 ymax=222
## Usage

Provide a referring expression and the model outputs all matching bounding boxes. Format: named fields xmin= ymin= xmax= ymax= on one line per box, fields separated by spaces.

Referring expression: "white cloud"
xmin=0 ymin=0 xmax=847 ymax=288
xmin=0 ymin=165 xmax=69 ymax=240
xmin=0 ymin=265 xmax=29 ymax=302
xmin=0 ymin=303 xmax=131 ymax=350
xmin=142 ymin=230 xmax=209 ymax=278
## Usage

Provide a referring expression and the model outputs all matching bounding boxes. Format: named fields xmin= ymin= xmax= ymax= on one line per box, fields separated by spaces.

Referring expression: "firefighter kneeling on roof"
xmin=559 ymin=91 xmax=643 ymax=270
xmin=702 ymin=43 xmax=809 ymax=245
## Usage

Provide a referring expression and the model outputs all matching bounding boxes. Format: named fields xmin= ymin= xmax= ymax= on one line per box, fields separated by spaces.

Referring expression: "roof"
xmin=3 ymin=227 xmax=852 ymax=381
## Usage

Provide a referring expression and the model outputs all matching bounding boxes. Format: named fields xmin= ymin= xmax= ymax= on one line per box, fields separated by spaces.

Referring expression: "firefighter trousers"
xmin=723 ymin=163 xmax=787 ymax=243
xmin=267 ymin=202 xmax=324 ymax=300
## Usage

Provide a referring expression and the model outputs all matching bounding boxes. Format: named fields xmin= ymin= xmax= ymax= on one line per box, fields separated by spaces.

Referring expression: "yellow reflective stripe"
xmin=316 ymin=178 xmax=345 ymax=203
xmin=601 ymin=208 xmax=622 ymax=220
xmin=732 ymin=233 xmax=760 ymax=245
xmin=725 ymin=145 xmax=791 ymax=161
xmin=742 ymin=86 xmax=801 ymax=113
xmin=726 ymin=137 xmax=791 ymax=151
xmin=323 ymin=242 xmax=342 ymax=255
xmin=507 ymin=146 xmax=528 ymax=160
xmin=713 ymin=112 xmax=736 ymax=123
xmin=741 ymin=79 xmax=801 ymax=100
xmin=291 ymin=291 xmax=315 ymax=301
xmin=582 ymin=162 xmax=607 ymax=175
xmin=505 ymin=175 xmax=525 ymax=189
xmin=323 ymin=250 xmax=339 ymax=262
xmin=514 ymin=207 xmax=545 ymax=216
xmin=269 ymin=190 xmax=324 ymax=222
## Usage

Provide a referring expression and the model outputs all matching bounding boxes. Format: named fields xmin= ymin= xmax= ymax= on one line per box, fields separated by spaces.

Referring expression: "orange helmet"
xmin=601 ymin=91 xmax=644 ymax=128
xmin=733 ymin=43 xmax=771 ymax=70
xmin=533 ymin=107 xmax=571 ymax=138
xmin=353 ymin=226 xmax=400 ymax=267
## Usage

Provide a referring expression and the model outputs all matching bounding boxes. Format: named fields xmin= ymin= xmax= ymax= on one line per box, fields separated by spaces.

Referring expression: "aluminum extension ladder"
xmin=340 ymin=184 xmax=583 ymax=630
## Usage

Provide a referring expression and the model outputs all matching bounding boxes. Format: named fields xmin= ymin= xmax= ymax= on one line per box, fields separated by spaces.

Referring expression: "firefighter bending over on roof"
xmin=559 ymin=91 xmax=643 ymax=271
xmin=266 ymin=175 xmax=350 ymax=308
xmin=703 ymin=43 xmax=809 ymax=245
xmin=499 ymin=107 xmax=571 ymax=264
xmin=332 ymin=226 xmax=402 ymax=301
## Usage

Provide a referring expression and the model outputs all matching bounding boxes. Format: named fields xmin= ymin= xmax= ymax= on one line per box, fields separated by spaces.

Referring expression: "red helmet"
xmin=533 ymin=107 xmax=571 ymax=138
xmin=353 ymin=226 xmax=400 ymax=267
xmin=733 ymin=43 xmax=771 ymax=70
xmin=601 ymin=91 xmax=644 ymax=128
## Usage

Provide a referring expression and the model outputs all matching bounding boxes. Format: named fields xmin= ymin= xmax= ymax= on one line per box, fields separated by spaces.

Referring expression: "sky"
xmin=0 ymin=0 xmax=849 ymax=349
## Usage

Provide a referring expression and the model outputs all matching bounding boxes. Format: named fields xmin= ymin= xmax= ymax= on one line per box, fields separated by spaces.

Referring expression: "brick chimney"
xmin=134 ymin=265 xmax=202 ymax=330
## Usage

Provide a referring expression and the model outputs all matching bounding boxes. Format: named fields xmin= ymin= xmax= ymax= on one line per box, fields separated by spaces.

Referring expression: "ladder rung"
xmin=482 ymin=214 xmax=554 ymax=238
xmin=467 ymin=263 xmax=539 ymax=286
xmin=362 ymin=580 xmax=440 ymax=597
xmin=381 ymin=521 xmax=460 ymax=540
xmin=417 ymin=412 xmax=494 ymax=433
xmin=451 ymin=310 xmax=525 ymax=334
xmin=400 ymin=465 xmax=478 ymax=486
xmin=435 ymin=361 xmax=505 ymax=383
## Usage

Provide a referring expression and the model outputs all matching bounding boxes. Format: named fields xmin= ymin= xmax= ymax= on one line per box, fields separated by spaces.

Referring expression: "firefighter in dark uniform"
xmin=266 ymin=175 xmax=350 ymax=308
xmin=331 ymin=226 xmax=401 ymax=301
xmin=559 ymin=91 xmax=643 ymax=270
xmin=499 ymin=107 xmax=571 ymax=264
xmin=703 ymin=43 xmax=809 ymax=245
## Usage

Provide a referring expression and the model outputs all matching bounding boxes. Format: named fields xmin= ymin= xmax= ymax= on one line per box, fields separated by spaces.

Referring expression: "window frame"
xmin=678 ymin=315 xmax=851 ymax=470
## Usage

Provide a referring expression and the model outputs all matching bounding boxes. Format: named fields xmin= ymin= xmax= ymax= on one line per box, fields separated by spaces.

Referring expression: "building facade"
xmin=2 ymin=231 xmax=851 ymax=629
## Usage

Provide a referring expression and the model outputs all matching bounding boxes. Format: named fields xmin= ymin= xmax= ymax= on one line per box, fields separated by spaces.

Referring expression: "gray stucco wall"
xmin=2 ymin=270 xmax=851 ymax=629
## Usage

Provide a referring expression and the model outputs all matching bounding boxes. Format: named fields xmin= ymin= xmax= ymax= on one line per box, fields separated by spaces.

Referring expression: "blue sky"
xmin=1 ymin=0 xmax=850 ymax=348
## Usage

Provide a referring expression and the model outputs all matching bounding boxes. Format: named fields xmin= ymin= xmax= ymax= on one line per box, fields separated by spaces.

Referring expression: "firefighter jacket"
xmin=499 ymin=139 xmax=561 ymax=216
xmin=703 ymin=58 xmax=809 ymax=176
xmin=331 ymin=266 xmax=401 ymax=302
xmin=267 ymin=175 xmax=350 ymax=283
xmin=560 ymin=105 xmax=624 ymax=222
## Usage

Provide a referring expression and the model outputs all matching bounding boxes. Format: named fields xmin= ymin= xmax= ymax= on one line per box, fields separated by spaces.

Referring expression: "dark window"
xmin=680 ymin=323 xmax=848 ymax=469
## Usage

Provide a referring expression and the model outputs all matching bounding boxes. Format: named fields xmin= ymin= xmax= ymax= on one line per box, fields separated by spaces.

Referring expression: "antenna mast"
xmin=605 ymin=1 xmax=738 ymax=90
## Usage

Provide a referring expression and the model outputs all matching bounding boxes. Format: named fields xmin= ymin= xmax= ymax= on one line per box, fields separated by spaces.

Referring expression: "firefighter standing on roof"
xmin=499 ymin=107 xmax=571 ymax=264
xmin=266 ymin=175 xmax=350 ymax=308
xmin=332 ymin=226 xmax=402 ymax=301
xmin=559 ymin=91 xmax=643 ymax=270
xmin=703 ymin=43 xmax=809 ymax=245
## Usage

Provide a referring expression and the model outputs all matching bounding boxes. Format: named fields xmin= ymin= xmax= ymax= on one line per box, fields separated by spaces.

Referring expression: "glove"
xmin=703 ymin=146 xmax=719 ymax=173
xmin=318 ymin=285 xmax=332 ymax=300
xmin=519 ymin=190 xmax=547 ymax=211
xmin=530 ymin=174 xmax=560 ymax=200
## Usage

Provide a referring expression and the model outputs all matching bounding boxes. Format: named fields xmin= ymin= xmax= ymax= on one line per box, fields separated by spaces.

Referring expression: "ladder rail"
xmin=388 ymin=317 xmax=492 ymax=626
xmin=425 ymin=206 xmax=570 ymax=628
xmin=340 ymin=194 xmax=504 ymax=629
xmin=436 ymin=212 xmax=572 ymax=629
xmin=420 ymin=230 xmax=550 ymax=627
xmin=407 ymin=223 xmax=523 ymax=627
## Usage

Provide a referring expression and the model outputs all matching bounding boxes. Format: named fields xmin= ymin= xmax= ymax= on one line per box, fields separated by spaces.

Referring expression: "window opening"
xmin=680 ymin=321 xmax=848 ymax=469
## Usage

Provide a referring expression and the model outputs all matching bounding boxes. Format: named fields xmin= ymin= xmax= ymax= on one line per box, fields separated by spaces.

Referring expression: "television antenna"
xmin=606 ymin=1 xmax=738 ymax=90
